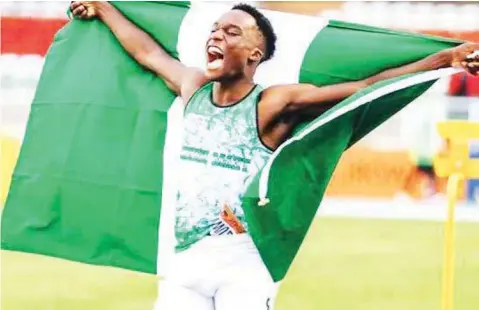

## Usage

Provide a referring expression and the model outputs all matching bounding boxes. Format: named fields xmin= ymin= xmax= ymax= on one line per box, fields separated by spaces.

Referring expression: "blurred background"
xmin=1 ymin=2 xmax=479 ymax=310
xmin=2 ymin=1 xmax=479 ymax=205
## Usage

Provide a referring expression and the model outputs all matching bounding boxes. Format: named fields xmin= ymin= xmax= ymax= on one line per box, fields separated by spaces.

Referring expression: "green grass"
xmin=2 ymin=217 xmax=479 ymax=310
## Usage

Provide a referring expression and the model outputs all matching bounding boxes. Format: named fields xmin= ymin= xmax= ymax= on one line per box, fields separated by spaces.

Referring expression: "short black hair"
xmin=232 ymin=3 xmax=277 ymax=63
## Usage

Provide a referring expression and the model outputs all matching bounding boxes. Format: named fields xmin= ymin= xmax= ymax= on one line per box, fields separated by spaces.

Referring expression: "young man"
xmin=71 ymin=2 xmax=478 ymax=309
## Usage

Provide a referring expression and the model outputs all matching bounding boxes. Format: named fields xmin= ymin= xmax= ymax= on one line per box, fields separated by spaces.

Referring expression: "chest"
xmin=183 ymin=107 xmax=258 ymax=150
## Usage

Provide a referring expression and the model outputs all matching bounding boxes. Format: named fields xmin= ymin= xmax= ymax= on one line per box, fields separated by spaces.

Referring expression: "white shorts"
xmin=153 ymin=234 xmax=279 ymax=310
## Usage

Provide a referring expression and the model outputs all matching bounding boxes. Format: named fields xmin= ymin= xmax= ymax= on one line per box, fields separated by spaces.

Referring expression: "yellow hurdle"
xmin=433 ymin=121 xmax=479 ymax=310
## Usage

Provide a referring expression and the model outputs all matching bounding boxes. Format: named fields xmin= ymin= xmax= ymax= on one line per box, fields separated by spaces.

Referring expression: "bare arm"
xmin=266 ymin=43 xmax=478 ymax=114
xmin=71 ymin=1 xmax=208 ymax=101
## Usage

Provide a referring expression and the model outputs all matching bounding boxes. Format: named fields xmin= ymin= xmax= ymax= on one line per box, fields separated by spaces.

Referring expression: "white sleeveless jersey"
xmin=174 ymin=83 xmax=272 ymax=251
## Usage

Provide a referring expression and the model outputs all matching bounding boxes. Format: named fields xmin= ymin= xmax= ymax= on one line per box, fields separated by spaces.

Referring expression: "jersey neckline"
xmin=209 ymin=83 xmax=259 ymax=109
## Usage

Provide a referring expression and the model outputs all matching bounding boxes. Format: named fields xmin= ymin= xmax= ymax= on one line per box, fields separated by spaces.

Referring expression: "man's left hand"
xmin=451 ymin=43 xmax=479 ymax=75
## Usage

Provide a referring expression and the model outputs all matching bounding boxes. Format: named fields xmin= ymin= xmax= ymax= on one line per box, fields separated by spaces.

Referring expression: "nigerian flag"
xmin=1 ymin=1 xmax=462 ymax=282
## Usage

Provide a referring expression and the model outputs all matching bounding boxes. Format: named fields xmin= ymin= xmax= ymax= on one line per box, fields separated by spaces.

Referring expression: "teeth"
xmin=208 ymin=46 xmax=223 ymax=56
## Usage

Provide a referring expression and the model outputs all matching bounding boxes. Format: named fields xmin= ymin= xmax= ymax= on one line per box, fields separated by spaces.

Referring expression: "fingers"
xmin=70 ymin=1 xmax=82 ymax=10
xmin=462 ymin=60 xmax=479 ymax=76
xmin=468 ymin=61 xmax=479 ymax=67
xmin=70 ymin=2 xmax=90 ymax=19
xmin=466 ymin=50 xmax=479 ymax=61
xmin=73 ymin=6 xmax=86 ymax=17
xmin=452 ymin=43 xmax=479 ymax=75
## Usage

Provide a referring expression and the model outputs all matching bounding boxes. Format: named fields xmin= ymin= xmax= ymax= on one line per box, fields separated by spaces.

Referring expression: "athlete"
xmin=71 ymin=2 xmax=478 ymax=309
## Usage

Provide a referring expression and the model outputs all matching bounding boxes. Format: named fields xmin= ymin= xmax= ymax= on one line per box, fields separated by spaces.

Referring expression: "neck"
xmin=212 ymin=75 xmax=255 ymax=107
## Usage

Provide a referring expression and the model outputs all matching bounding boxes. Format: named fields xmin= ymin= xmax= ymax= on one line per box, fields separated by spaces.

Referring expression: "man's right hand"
xmin=70 ymin=1 xmax=97 ymax=19
xmin=68 ymin=1 xmax=208 ymax=102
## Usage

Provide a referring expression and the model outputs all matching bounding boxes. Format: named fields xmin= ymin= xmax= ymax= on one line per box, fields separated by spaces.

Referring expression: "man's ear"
xmin=249 ymin=48 xmax=264 ymax=64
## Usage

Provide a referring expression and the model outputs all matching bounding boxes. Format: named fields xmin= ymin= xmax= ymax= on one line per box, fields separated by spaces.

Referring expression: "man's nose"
xmin=209 ymin=29 xmax=224 ymax=41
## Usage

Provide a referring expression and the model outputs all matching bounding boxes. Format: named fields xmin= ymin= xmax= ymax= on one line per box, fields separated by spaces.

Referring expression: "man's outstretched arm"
xmin=70 ymin=1 xmax=208 ymax=101
xmin=265 ymin=43 xmax=479 ymax=115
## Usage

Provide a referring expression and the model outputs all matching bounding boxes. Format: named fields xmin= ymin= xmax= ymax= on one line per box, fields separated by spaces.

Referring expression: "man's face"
xmin=205 ymin=10 xmax=264 ymax=81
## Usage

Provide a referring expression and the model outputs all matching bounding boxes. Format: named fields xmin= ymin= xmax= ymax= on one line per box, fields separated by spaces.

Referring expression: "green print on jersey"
xmin=174 ymin=83 xmax=272 ymax=250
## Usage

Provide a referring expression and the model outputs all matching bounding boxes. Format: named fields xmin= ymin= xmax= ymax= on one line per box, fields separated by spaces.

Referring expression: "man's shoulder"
xmin=259 ymin=84 xmax=291 ymax=103
xmin=185 ymin=68 xmax=210 ymax=87
xmin=257 ymin=84 xmax=293 ymax=118
xmin=181 ymin=68 xmax=211 ymax=103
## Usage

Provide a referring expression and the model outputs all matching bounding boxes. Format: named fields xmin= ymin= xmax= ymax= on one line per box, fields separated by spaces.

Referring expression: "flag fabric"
xmin=1 ymin=1 xmax=462 ymax=282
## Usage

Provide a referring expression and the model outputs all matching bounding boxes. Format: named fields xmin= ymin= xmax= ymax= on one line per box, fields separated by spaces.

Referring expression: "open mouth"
xmin=206 ymin=46 xmax=224 ymax=70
